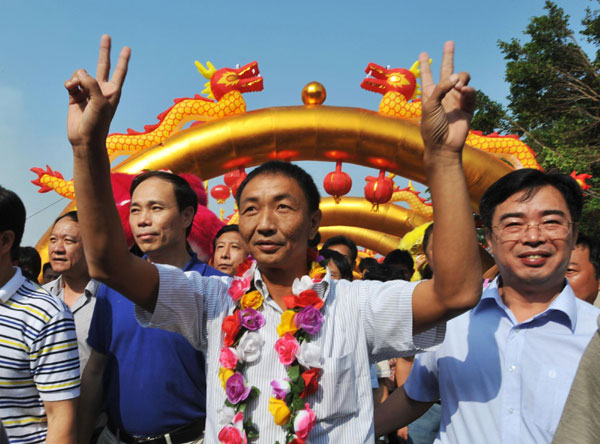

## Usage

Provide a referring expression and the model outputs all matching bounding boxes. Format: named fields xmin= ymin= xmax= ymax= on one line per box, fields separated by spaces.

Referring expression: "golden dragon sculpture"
xmin=361 ymin=61 xmax=542 ymax=170
xmin=106 ymin=60 xmax=263 ymax=160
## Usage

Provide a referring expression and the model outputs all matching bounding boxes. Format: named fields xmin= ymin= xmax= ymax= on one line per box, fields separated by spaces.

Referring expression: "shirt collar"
xmin=252 ymin=267 xmax=331 ymax=309
xmin=0 ymin=267 xmax=26 ymax=303
xmin=475 ymin=276 xmax=578 ymax=331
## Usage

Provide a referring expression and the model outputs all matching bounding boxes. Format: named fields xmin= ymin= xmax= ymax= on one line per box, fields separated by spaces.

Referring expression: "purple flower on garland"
xmin=225 ymin=372 xmax=252 ymax=404
xmin=295 ymin=305 xmax=324 ymax=335
xmin=240 ymin=308 xmax=265 ymax=331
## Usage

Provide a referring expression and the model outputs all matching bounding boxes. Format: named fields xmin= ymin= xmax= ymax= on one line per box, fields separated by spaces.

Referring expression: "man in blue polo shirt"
xmin=78 ymin=171 xmax=225 ymax=444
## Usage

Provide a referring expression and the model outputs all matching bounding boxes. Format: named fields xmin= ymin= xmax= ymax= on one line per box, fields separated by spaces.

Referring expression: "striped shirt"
xmin=136 ymin=265 xmax=445 ymax=443
xmin=0 ymin=267 xmax=80 ymax=444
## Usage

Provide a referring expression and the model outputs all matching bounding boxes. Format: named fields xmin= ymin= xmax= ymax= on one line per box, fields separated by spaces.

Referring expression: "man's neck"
xmin=146 ymin=244 xmax=191 ymax=270
xmin=260 ymin=263 xmax=309 ymax=310
xmin=61 ymin=272 xmax=91 ymax=308
xmin=499 ymin=279 xmax=565 ymax=324
xmin=0 ymin=262 xmax=16 ymax=289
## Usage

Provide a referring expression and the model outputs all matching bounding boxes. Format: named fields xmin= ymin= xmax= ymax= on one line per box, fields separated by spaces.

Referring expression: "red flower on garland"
xmin=300 ymin=368 xmax=321 ymax=398
xmin=235 ymin=257 xmax=254 ymax=276
xmin=222 ymin=311 xmax=241 ymax=347
xmin=283 ymin=289 xmax=324 ymax=310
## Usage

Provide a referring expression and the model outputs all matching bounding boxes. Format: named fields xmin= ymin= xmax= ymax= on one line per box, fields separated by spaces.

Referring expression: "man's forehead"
xmin=131 ymin=177 xmax=176 ymax=204
xmin=52 ymin=218 xmax=80 ymax=234
xmin=493 ymin=186 xmax=569 ymax=219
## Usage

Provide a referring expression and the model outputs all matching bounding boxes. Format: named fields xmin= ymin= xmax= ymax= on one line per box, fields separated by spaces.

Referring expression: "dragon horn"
xmin=195 ymin=60 xmax=217 ymax=80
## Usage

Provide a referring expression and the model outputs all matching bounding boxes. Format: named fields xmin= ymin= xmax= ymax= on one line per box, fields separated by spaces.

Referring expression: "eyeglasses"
xmin=491 ymin=218 xmax=573 ymax=242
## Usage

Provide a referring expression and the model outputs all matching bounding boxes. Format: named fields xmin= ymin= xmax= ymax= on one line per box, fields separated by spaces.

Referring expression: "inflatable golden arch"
xmin=34 ymin=102 xmax=513 ymax=262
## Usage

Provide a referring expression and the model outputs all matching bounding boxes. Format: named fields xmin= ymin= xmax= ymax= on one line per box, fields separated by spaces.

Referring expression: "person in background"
xmin=44 ymin=210 xmax=98 ymax=370
xmin=322 ymin=235 xmax=358 ymax=268
xmin=17 ymin=246 xmax=42 ymax=283
xmin=566 ymin=233 xmax=599 ymax=305
xmin=320 ymin=248 xmax=353 ymax=281
xmin=383 ymin=250 xmax=415 ymax=281
xmin=42 ymin=261 xmax=61 ymax=284
xmin=211 ymin=224 xmax=249 ymax=276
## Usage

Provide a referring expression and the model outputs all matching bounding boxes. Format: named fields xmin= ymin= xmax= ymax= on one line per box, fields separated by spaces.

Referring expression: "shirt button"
xmin=509 ymin=365 xmax=516 ymax=372
xmin=508 ymin=408 xmax=514 ymax=414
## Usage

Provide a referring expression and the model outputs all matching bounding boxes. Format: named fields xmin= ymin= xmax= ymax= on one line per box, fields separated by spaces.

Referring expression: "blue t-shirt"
xmin=87 ymin=254 xmax=224 ymax=436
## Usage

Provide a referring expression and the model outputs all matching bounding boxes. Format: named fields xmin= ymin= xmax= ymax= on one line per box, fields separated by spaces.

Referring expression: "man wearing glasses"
xmin=375 ymin=169 xmax=600 ymax=444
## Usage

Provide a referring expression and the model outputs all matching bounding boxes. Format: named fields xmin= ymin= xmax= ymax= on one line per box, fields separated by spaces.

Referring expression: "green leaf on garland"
xmin=250 ymin=386 xmax=261 ymax=398
xmin=245 ymin=421 xmax=259 ymax=439
xmin=225 ymin=399 xmax=234 ymax=408
xmin=287 ymin=364 xmax=300 ymax=382
xmin=292 ymin=393 xmax=305 ymax=411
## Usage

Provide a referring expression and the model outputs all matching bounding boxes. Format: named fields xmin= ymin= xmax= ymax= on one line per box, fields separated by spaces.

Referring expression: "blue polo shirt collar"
xmin=474 ymin=276 xmax=578 ymax=332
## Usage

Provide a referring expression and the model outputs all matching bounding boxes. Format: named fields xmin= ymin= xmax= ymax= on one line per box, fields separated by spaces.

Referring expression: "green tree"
xmin=473 ymin=1 xmax=600 ymax=237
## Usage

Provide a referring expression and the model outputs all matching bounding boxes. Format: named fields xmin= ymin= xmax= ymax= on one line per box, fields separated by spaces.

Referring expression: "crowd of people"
xmin=0 ymin=34 xmax=599 ymax=444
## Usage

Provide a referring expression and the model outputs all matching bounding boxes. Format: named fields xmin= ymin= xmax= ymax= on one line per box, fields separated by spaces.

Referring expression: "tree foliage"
xmin=473 ymin=1 xmax=600 ymax=237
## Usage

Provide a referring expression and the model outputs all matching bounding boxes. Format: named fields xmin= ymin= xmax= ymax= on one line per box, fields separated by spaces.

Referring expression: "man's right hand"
xmin=65 ymin=34 xmax=130 ymax=149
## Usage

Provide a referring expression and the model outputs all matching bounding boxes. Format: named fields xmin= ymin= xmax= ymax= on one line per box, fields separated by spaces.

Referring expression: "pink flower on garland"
xmin=274 ymin=333 xmax=300 ymax=365
xmin=225 ymin=372 xmax=252 ymax=404
xmin=271 ymin=378 xmax=291 ymax=400
xmin=228 ymin=274 xmax=252 ymax=302
xmin=219 ymin=347 xmax=239 ymax=370
xmin=293 ymin=403 xmax=317 ymax=440
xmin=295 ymin=305 xmax=324 ymax=335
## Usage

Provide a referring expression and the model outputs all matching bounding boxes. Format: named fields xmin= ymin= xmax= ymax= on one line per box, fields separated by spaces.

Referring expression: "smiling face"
xmin=238 ymin=173 xmax=321 ymax=277
xmin=486 ymin=185 xmax=576 ymax=295
xmin=566 ymin=245 xmax=600 ymax=304
xmin=129 ymin=177 xmax=194 ymax=258
xmin=48 ymin=217 xmax=87 ymax=277
xmin=213 ymin=230 xmax=248 ymax=276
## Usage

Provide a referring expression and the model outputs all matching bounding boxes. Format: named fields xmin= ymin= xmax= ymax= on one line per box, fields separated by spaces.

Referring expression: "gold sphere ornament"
xmin=302 ymin=81 xmax=327 ymax=105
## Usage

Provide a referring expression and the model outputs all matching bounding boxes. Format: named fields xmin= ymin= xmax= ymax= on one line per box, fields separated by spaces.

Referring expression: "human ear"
xmin=0 ymin=231 xmax=15 ymax=257
xmin=310 ymin=209 xmax=322 ymax=240
xmin=182 ymin=206 xmax=195 ymax=232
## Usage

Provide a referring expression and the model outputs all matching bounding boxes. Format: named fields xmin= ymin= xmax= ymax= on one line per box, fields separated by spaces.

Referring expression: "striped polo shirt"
xmin=0 ymin=267 xmax=80 ymax=444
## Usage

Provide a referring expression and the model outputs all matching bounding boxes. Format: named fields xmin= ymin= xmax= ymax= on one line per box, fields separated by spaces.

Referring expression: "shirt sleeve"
xmin=86 ymin=285 xmax=108 ymax=354
xmin=403 ymin=350 xmax=440 ymax=402
xmin=134 ymin=263 xmax=231 ymax=351
xmin=31 ymin=310 xmax=81 ymax=401
xmin=353 ymin=279 xmax=446 ymax=362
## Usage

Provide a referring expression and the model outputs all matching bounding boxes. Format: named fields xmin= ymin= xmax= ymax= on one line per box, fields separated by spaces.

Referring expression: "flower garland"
xmin=218 ymin=258 xmax=327 ymax=444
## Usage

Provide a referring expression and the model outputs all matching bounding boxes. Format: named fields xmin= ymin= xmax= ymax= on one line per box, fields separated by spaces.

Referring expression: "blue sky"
xmin=0 ymin=0 xmax=595 ymax=246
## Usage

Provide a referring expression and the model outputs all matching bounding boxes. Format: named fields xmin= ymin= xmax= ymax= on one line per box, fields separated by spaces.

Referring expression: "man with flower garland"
xmin=66 ymin=35 xmax=482 ymax=443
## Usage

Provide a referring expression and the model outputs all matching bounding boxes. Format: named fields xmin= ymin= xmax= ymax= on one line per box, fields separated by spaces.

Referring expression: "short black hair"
xmin=322 ymin=235 xmax=358 ymax=263
xmin=43 ymin=262 xmax=53 ymax=273
xmin=358 ymin=257 xmax=378 ymax=273
xmin=18 ymin=247 xmax=41 ymax=281
xmin=236 ymin=161 xmax=320 ymax=214
xmin=479 ymin=169 xmax=583 ymax=230
xmin=54 ymin=210 xmax=78 ymax=226
xmin=130 ymin=171 xmax=198 ymax=236
xmin=320 ymin=249 xmax=353 ymax=281
xmin=576 ymin=233 xmax=600 ymax=279
xmin=383 ymin=249 xmax=414 ymax=280
xmin=212 ymin=224 xmax=240 ymax=251
xmin=0 ymin=186 xmax=26 ymax=261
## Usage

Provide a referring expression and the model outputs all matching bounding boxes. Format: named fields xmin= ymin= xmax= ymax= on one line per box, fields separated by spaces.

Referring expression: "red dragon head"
xmin=360 ymin=61 xmax=421 ymax=101
xmin=196 ymin=60 xmax=263 ymax=101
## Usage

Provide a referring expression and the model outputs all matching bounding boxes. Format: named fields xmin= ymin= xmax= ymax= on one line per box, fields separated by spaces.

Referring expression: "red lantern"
xmin=230 ymin=169 xmax=248 ymax=200
xmin=324 ymin=161 xmax=352 ymax=203
xmin=224 ymin=170 xmax=242 ymax=188
xmin=364 ymin=169 xmax=394 ymax=210
xmin=210 ymin=184 xmax=231 ymax=204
